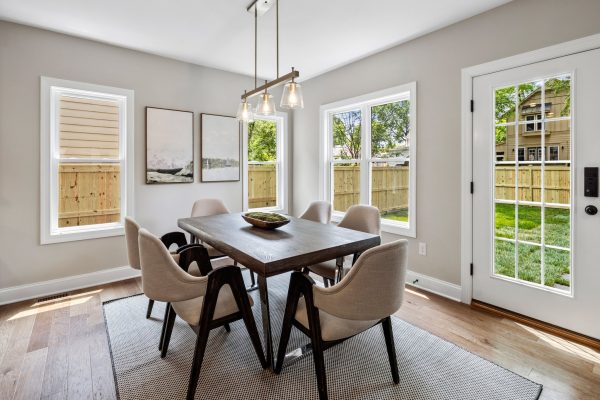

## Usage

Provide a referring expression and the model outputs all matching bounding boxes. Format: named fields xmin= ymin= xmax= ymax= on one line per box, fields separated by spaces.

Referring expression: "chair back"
xmin=313 ymin=240 xmax=408 ymax=321
xmin=124 ymin=217 xmax=141 ymax=270
xmin=191 ymin=198 xmax=230 ymax=217
xmin=338 ymin=204 xmax=381 ymax=235
xmin=299 ymin=201 xmax=332 ymax=224
xmin=138 ymin=229 xmax=207 ymax=302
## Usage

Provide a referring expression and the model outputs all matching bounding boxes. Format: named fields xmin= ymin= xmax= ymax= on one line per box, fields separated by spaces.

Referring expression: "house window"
xmin=41 ymin=77 xmax=134 ymax=244
xmin=496 ymin=152 xmax=505 ymax=162
xmin=525 ymin=114 xmax=542 ymax=132
xmin=245 ymin=114 xmax=287 ymax=212
xmin=320 ymin=82 xmax=417 ymax=237
xmin=517 ymin=147 xmax=525 ymax=161
xmin=527 ymin=147 xmax=543 ymax=161
xmin=548 ymin=145 xmax=559 ymax=161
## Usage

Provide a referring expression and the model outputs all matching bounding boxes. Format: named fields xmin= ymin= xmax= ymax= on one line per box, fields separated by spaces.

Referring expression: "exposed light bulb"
xmin=280 ymin=81 xmax=304 ymax=109
xmin=255 ymin=92 xmax=276 ymax=116
xmin=236 ymin=100 xmax=254 ymax=122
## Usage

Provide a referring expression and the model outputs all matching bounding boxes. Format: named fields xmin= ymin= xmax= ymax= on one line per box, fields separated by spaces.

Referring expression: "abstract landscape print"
xmin=201 ymin=113 xmax=240 ymax=182
xmin=146 ymin=107 xmax=194 ymax=183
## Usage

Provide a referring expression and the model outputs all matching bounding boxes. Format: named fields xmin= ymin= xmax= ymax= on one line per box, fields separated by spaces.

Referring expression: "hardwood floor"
xmin=0 ymin=273 xmax=598 ymax=399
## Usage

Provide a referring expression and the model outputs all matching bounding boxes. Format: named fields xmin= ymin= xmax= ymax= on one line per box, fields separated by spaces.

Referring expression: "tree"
xmin=248 ymin=120 xmax=276 ymax=161
xmin=546 ymin=77 xmax=571 ymax=116
xmin=333 ymin=111 xmax=361 ymax=159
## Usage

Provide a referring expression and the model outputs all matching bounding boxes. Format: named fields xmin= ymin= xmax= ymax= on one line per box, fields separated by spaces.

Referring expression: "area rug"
xmin=103 ymin=272 xmax=542 ymax=399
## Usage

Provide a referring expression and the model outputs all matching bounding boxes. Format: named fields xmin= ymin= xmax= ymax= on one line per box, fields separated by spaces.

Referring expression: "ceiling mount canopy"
xmin=237 ymin=0 xmax=304 ymax=122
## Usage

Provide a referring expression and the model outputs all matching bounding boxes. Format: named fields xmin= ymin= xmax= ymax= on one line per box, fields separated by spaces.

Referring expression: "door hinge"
xmin=470 ymin=100 xmax=474 ymax=112
xmin=470 ymin=181 xmax=474 ymax=194
xmin=470 ymin=263 xmax=474 ymax=276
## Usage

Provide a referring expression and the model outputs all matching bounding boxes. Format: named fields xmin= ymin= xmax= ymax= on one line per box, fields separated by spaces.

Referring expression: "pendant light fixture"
xmin=237 ymin=0 xmax=303 ymax=121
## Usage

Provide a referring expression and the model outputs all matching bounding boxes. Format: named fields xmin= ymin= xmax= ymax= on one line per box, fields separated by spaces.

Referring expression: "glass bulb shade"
xmin=236 ymin=101 xmax=254 ymax=122
xmin=255 ymin=93 xmax=276 ymax=116
xmin=280 ymin=82 xmax=304 ymax=109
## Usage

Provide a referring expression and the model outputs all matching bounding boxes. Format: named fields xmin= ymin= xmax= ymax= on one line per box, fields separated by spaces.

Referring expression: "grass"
xmin=381 ymin=208 xmax=408 ymax=222
xmin=494 ymin=203 xmax=571 ymax=288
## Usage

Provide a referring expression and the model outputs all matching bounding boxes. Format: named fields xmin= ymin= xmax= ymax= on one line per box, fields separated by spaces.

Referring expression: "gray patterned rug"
xmin=103 ymin=272 xmax=542 ymax=399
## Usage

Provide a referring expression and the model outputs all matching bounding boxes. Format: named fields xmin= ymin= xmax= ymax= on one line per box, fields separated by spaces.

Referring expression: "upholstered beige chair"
xmin=125 ymin=217 xmax=202 ymax=319
xmin=299 ymin=201 xmax=332 ymax=224
xmin=275 ymin=240 xmax=408 ymax=400
xmin=308 ymin=204 xmax=381 ymax=286
xmin=190 ymin=198 xmax=257 ymax=289
xmin=138 ymin=228 xmax=267 ymax=400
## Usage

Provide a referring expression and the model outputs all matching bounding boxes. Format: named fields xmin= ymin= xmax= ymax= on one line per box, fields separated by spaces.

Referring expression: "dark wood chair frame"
xmin=145 ymin=231 xmax=188 ymax=319
xmin=158 ymin=244 xmax=268 ymax=400
xmin=275 ymin=272 xmax=400 ymax=400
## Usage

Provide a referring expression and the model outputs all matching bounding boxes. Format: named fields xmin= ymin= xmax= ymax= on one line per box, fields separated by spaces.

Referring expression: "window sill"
xmin=41 ymin=223 xmax=124 ymax=245
xmin=331 ymin=212 xmax=416 ymax=238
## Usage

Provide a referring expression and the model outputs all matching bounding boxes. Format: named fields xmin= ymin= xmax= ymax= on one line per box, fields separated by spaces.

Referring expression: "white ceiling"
xmin=0 ymin=0 xmax=512 ymax=81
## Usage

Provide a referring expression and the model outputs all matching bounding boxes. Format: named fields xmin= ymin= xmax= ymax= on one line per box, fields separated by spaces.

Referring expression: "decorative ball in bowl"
xmin=242 ymin=212 xmax=290 ymax=230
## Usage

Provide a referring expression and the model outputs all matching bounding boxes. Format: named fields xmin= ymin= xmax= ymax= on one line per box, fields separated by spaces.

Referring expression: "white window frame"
xmin=242 ymin=112 xmax=289 ymax=214
xmin=548 ymin=145 xmax=560 ymax=161
xmin=40 ymin=77 xmax=134 ymax=244
xmin=319 ymin=82 xmax=417 ymax=237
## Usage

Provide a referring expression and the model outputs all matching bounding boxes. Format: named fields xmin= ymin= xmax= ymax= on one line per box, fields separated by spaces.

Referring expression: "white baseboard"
xmin=406 ymin=270 xmax=462 ymax=302
xmin=0 ymin=266 xmax=140 ymax=306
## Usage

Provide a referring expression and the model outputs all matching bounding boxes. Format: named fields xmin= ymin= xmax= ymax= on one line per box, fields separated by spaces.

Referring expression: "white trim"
xmin=405 ymin=270 xmax=462 ymax=302
xmin=40 ymin=77 xmax=135 ymax=244
xmin=460 ymin=32 xmax=600 ymax=304
xmin=242 ymin=112 xmax=289 ymax=214
xmin=0 ymin=266 xmax=140 ymax=306
xmin=319 ymin=82 xmax=417 ymax=237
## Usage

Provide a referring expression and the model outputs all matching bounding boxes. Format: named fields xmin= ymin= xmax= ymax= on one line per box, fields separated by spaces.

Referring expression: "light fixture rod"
xmin=254 ymin=4 xmax=258 ymax=88
xmin=276 ymin=0 xmax=279 ymax=78
xmin=241 ymin=69 xmax=300 ymax=100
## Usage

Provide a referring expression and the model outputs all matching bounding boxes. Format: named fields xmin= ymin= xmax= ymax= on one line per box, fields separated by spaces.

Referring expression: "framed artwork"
xmin=200 ymin=113 xmax=241 ymax=182
xmin=145 ymin=107 xmax=194 ymax=184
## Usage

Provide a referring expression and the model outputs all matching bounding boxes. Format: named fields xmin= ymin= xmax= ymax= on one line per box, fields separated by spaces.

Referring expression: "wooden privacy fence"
xmin=495 ymin=164 xmax=570 ymax=205
xmin=248 ymin=164 xmax=277 ymax=209
xmin=59 ymin=163 xmax=120 ymax=227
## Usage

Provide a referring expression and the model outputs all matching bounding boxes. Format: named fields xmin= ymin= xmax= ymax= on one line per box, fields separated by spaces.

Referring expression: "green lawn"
xmin=381 ymin=208 xmax=408 ymax=222
xmin=494 ymin=203 xmax=571 ymax=288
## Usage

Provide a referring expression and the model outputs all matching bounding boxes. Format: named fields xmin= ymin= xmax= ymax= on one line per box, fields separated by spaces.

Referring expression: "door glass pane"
xmin=495 ymin=86 xmax=516 ymax=124
xmin=332 ymin=110 xmax=361 ymax=160
xmin=370 ymin=100 xmax=411 ymax=223
xmin=518 ymin=243 xmax=542 ymax=284
xmin=518 ymin=81 xmax=543 ymax=122
xmin=333 ymin=163 xmax=360 ymax=212
xmin=544 ymin=248 xmax=571 ymax=289
xmin=495 ymin=240 xmax=515 ymax=278
xmin=495 ymin=203 xmax=515 ymax=239
xmin=544 ymin=207 xmax=570 ymax=248
xmin=545 ymin=75 xmax=571 ymax=118
xmin=518 ymin=205 xmax=541 ymax=243
xmin=248 ymin=120 xmax=277 ymax=209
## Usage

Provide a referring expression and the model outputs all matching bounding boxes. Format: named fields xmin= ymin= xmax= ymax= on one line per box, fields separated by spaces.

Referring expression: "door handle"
xmin=585 ymin=205 xmax=598 ymax=216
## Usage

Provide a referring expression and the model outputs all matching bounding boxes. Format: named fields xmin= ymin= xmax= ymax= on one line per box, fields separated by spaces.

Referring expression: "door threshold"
xmin=471 ymin=299 xmax=600 ymax=351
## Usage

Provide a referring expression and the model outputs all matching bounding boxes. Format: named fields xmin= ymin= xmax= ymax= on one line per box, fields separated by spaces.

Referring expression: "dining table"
xmin=177 ymin=212 xmax=381 ymax=370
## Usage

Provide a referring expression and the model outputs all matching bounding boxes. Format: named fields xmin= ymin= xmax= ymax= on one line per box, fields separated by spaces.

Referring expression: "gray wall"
xmin=0 ymin=21 xmax=260 ymax=289
xmin=292 ymin=0 xmax=600 ymax=285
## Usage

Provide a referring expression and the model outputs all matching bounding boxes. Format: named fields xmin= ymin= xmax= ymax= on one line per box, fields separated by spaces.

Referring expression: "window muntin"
xmin=322 ymin=83 xmax=416 ymax=236
xmin=41 ymin=78 xmax=133 ymax=244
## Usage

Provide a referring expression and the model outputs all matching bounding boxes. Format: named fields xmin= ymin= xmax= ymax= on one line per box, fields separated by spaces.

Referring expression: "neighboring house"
xmin=496 ymin=87 xmax=570 ymax=162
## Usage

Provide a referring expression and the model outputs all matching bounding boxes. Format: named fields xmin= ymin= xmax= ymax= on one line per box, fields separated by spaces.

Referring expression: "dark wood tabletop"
xmin=178 ymin=212 xmax=381 ymax=277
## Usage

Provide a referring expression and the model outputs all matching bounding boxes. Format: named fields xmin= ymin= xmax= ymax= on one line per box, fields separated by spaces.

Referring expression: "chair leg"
xmin=310 ymin=332 xmax=328 ymax=400
xmin=146 ymin=299 xmax=154 ymax=319
xmin=160 ymin=303 xmax=177 ymax=358
xmin=223 ymin=323 xmax=231 ymax=333
xmin=159 ymin=302 xmax=170 ymax=351
xmin=323 ymin=278 xmax=329 ymax=288
xmin=382 ymin=316 xmax=400 ymax=384
xmin=274 ymin=290 xmax=300 ymax=373
xmin=249 ymin=270 xmax=256 ymax=286
xmin=186 ymin=320 xmax=212 ymax=400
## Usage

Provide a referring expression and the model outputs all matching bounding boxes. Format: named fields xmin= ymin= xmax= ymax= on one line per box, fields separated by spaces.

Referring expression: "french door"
xmin=472 ymin=48 xmax=600 ymax=339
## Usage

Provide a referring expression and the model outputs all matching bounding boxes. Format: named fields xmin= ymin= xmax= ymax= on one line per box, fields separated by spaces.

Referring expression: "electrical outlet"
xmin=418 ymin=242 xmax=427 ymax=256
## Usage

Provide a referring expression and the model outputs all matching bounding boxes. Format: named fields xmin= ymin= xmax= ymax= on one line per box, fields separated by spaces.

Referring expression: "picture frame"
xmin=145 ymin=107 xmax=194 ymax=184
xmin=200 ymin=113 xmax=241 ymax=182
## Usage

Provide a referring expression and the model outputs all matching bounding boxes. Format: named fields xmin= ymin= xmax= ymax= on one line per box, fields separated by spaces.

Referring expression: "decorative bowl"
xmin=242 ymin=212 xmax=290 ymax=230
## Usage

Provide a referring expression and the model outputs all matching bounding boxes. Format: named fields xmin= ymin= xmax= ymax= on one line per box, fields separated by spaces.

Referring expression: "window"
xmin=548 ymin=145 xmax=559 ymax=161
xmin=525 ymin=114 xmax=542 ymax=132
xmin=320 ymin=83 xmax=417 ymax=237
xmin=496 ymin=152 xmax=505 ymax=162
xmin=41 ymin=77 xmax=134 ymax=244
xmin=244 ymin=113 xmax=287 ymax=212
xmin=517 ymin=147 xmax=525 ymax=161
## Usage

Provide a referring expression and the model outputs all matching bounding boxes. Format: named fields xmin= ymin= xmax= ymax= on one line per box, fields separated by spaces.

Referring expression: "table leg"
xmin=335 ymin=256 xmax=344 ymax=284
xmin=258 ymin=275 xmax=273 ymax=369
